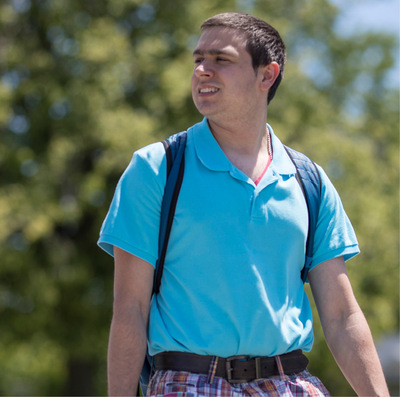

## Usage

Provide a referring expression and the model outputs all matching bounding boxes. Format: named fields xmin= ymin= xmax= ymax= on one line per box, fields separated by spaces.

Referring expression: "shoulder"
xmin=283 ymin=145 xmax=338 ymax=199
xmin=132 ymin=141 xmax=166 ymax=173
xmin=110 ymin=141 xmax=168 ymax=204
xmin=123 ymin=129 xmax=190 ymax=189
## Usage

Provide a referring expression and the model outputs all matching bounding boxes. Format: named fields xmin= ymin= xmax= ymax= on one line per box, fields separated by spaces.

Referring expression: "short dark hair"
xmin=201 ymin=12 xmax=286 ymax=104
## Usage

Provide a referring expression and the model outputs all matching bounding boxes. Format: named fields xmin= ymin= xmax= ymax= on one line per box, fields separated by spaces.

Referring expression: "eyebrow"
xmin=192 ymin=48 xmax=234 ymax=57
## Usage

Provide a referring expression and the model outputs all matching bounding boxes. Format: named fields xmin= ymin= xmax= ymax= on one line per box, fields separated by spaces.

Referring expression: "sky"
xmin=330 ymin=0 xmax=399 ymax=86
xmin=330 ymin=0 xmax=399 ymax=36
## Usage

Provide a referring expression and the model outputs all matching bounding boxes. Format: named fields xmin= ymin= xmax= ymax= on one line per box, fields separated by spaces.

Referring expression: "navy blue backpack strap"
xmin=284 ymin=146 xmax=321 ymax=283
xmin=154 ymin=131 xmax=187 ymax=294
xmin=139 ymin=132 xmax=187 ymax=397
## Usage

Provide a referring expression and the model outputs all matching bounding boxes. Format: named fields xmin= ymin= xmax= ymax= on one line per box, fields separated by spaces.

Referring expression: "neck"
xmin=207 ymin=114 xmax=269 ymax=156
xmin=206 ymin=115 xmax=272 ymax=181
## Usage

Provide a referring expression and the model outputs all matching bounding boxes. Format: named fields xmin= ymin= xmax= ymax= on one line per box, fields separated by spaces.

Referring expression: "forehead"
xmin=193 ymin=27 xmax=248 ymax=56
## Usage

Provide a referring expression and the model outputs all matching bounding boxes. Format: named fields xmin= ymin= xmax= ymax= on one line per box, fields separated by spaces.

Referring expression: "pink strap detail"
xmin=254 ymin=155 xmax=272 ymax=185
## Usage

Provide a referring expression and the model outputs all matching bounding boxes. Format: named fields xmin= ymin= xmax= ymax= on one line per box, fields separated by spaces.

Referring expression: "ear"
xmin=259 ymin=62 xmax=280 ymax=91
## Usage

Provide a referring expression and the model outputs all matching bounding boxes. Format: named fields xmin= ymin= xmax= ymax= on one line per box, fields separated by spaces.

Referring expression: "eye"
xmin=216 ymin=57 xmax=229 ymax=63
xmin=194 ymin=57 xmax=203 ymax=65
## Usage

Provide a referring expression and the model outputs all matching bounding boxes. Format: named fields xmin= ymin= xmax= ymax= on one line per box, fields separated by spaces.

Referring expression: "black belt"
xmin=153 ymin=350 xmax=309 ymax=383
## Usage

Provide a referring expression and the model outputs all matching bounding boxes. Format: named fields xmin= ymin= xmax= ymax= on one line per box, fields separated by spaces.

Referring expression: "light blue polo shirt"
xmin=98 ymin=118 xmax=359 ymax=357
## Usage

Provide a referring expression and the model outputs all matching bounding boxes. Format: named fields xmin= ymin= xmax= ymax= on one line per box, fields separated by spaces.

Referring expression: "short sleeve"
xmin=310 ymin=165 xmax=360 ymax=270
xmin=97 ymin=142 xmax=166 ymax=267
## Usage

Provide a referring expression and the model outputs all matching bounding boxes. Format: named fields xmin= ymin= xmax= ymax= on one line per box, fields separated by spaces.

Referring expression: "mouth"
xmin=198 ymin=87 xmax=220 ymax=94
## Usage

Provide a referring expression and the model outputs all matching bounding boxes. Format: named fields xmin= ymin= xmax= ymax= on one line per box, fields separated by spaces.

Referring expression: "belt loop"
xmin=206 ymin=356 xmax=219 ymax=384
xmin=150 ymin=355 xmax=155 ymax=378
xmin=255 ymin=357 xmax=261 ymax=379
xmin=274 ymin=355 xmax=285 ymax=379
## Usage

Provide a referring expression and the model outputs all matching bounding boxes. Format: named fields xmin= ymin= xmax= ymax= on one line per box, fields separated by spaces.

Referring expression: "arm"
xmin=108 ymin=247 xmax=154 ymax=396
xmin=308 ymin=257 xmax=389 ymax=397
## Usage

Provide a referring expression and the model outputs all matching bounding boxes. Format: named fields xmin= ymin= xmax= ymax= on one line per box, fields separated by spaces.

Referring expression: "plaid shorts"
xmin=147 ymin=369 xmax=331 ymax=396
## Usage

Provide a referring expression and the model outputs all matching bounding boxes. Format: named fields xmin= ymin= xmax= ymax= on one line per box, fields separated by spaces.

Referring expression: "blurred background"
xmin=1 ymin=0 xmax=399 ymax=395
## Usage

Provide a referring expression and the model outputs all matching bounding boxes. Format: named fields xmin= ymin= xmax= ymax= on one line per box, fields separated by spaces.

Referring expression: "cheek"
xmin=191 ymin=74 xmax=197 ymax=92
xmin=191 ymin=77 xmax=200 ymax=108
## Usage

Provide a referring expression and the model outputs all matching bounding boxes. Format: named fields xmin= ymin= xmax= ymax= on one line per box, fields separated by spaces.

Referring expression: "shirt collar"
xmin=191 ymin=117 xmax=296 ymax=176
xmin=267 ymin=124 xmax=297 ymax=176
xmin=191 ymin=118 xmax=232 ymax=172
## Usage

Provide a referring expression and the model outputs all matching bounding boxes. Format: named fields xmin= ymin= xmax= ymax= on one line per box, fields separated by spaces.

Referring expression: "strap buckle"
xmin=226 ymin=355 xmax=258 ymax=384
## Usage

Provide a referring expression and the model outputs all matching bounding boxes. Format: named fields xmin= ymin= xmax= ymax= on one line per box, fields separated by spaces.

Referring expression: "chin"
xmin=194 ymin=103 xmax=218 ymax=118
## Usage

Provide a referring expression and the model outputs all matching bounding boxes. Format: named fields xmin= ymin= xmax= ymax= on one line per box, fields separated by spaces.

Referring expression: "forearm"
xmin=108 ymin=309 xmax=148 ymax=396
xmin=309 ymin=258 xmax=389 ymax=396
xmin=324 ymin=309 xmax=389 ymax=397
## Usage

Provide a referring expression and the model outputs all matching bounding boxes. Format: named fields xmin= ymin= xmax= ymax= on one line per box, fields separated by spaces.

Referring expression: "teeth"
xmin=200 ymin=87 xmax=219 ymax=93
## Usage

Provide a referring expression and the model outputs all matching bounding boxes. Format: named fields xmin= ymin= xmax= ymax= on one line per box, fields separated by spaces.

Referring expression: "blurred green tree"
xmin=0 ymin=0 xmax=398 ymax=395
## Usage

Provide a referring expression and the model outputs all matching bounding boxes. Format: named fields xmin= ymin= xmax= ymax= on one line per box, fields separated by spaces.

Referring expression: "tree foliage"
xmin=1 ymin=0 xmax=398 ymax=394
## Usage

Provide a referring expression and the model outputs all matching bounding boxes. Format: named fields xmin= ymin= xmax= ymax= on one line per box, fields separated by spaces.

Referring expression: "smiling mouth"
xmin=199 ymin=87 xmax=219 ymax=93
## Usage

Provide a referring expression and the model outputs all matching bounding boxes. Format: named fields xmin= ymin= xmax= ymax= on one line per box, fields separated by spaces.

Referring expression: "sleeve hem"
xmin=97 ymin=234 xmax=157 ymax=267
xmin=311 ymin=245 xmax=360 ymax=268
xmin=303 ymin=245 xmax=359 ymax=283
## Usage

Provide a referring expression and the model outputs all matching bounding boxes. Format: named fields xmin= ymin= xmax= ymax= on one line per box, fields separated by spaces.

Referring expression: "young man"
xmin=98 ymin=12 xmax=389 ymax=396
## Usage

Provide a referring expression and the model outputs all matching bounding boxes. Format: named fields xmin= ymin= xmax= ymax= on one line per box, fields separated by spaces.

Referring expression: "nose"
xmin=194 ymin=59 xmax=215 ymax=79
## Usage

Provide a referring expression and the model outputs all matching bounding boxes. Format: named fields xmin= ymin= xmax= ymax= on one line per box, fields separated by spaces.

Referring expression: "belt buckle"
xmin=225 ymin=355 xmax=250 ymax=384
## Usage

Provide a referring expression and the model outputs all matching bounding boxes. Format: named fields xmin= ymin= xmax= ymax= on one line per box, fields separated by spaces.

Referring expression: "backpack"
xmin=138 ymin=131 xmax=321 ymax=395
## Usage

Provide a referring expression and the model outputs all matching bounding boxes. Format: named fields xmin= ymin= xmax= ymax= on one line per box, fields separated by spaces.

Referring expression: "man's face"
xmin=191 ymin=27 xmax=265 ymax=124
